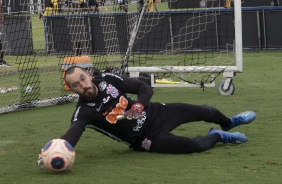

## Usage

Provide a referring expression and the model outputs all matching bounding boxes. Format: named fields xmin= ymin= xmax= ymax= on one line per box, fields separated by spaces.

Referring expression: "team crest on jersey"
xmin=99 ymin=81 xmax=107 ymax=91
xmin=106 ymin=84 xmax=119 ymax=98
xmin=142 ymin=138 xmax=152 ymax=151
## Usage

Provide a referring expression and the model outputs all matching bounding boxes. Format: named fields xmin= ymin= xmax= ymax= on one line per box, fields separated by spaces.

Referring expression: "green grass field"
xmin=0 ymin=50 xmax=282 ymax=184
xmin=0 ymin=2 xmax=282 ymax=184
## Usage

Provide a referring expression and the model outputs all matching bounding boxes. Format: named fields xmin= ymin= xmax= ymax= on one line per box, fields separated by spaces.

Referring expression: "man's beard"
xmin=81 ymin=84 xmax=97 ymax=101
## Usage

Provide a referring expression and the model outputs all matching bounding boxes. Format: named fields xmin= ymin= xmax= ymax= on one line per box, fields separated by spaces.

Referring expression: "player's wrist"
xmin=131 ymin=103 xmax=144 ymax=113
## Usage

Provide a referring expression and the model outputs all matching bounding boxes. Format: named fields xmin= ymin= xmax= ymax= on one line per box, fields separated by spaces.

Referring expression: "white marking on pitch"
xmin=0 ymin=140 xmax=18 ymax=146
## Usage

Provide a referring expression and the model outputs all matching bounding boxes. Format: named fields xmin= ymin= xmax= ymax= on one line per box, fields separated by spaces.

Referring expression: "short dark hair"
xmin=64 ymin=66 xmax=86 ymax=87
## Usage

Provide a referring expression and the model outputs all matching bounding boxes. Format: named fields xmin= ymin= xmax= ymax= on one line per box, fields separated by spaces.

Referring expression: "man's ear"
xmin=68 ymin=88 xmax=74 ymax=93
xmin=64 ymin=78 xmax=74 ymax=93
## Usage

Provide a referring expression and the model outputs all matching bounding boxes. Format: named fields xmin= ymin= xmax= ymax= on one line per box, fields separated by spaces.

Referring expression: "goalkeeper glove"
xmin=123 ymin=103 xmax=144 ymax=120
xmin=37 ymin=149 xmax=45 ymax=169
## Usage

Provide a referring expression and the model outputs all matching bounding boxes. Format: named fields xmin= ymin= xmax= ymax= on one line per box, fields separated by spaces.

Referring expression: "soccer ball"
xmin=41 ymin=139 xmax=75 ymax=171
xmin=25 ymin=85 xmax=32 ymax=92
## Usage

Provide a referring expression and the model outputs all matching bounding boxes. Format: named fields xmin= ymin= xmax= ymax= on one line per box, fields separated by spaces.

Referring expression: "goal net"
xmin=0 ymin=0 xmax=242 ymax=114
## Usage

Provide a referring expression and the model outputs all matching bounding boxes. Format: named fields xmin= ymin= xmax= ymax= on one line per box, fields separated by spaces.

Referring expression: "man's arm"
xmin=120 ymin=76 xmax=154 ymax=107
xmin=60 ymin=121 xmax=87 ymax=147
xmin=119 ymin=76 xmax=154 ymax=120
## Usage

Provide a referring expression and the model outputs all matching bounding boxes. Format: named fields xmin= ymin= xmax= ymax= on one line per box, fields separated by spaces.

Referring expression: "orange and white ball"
xmin=41 ymin=139 xmax=75 ymax=171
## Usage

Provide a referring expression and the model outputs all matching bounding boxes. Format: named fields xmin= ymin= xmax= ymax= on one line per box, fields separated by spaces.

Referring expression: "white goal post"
xmin=126 ymin=0 xmax=243 ymax=93
xmin=0 ymin=0 xmax=243 ymax=114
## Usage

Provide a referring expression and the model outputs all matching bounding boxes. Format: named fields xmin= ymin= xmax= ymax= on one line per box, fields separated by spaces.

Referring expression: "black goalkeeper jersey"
xmin=61 ymin=72 xmax=154 ymax=147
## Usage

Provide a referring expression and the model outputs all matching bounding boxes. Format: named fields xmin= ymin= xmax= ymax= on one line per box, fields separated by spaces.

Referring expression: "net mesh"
xmin=0 ymin=0 xmax=239 ymax=113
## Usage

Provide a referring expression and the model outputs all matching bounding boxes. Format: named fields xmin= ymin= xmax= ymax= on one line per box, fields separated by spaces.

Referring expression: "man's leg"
xmin=133 ymin=103 xmax=223 ymax=153
xmin=162 ymin=103 xmax=255 ymax=131
xmin=148 ymin=133 xmax=221 ymax=154
xmin=161 ymin=103 xmax=233 ymax=129
xmin=131 ymin=103 xmax=251 ymax=154
xmin=145 ymin=129 xmax=248 ymax=154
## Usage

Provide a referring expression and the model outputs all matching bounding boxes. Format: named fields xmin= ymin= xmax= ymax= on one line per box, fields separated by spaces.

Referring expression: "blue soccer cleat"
xmin=221 ymin=111 xmax=256 ymax=131
xmin=209 ymin=128 xmax=248 ymax=144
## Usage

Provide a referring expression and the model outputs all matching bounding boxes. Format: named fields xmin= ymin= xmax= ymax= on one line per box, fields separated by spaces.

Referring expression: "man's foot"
xmin=209 ymin=128 xmax=248 ymax=144
xmin=221 ymin=111 xmax=256 ymax=131
xmin=0 ymin=60 xmax=12 ymax=67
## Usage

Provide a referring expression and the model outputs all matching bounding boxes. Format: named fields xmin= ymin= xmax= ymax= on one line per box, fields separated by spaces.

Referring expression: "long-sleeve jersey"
xmin=61 ymin=72 xmax=154 ymax=147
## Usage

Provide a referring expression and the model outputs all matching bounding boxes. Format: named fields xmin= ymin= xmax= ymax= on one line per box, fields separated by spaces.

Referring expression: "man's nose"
xmin=80 ymin=82 xmax=87 ymax=89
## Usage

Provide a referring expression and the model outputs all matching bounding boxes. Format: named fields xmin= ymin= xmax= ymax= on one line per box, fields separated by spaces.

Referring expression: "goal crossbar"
xmin=127 ymin=66 xmax=241 ymax=74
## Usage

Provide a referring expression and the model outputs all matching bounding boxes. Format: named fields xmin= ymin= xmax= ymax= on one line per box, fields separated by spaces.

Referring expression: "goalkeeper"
xmin=45 ymin=66 xmax=256 ymax=155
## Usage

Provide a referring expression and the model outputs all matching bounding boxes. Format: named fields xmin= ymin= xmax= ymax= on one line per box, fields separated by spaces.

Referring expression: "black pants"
xmin=132 ymin=102 xmax=231 ymax=154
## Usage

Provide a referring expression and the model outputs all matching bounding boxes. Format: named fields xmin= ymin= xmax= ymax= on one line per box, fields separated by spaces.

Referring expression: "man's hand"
xmin=123 ymin=103 xmax=144 ymax=120
xmin=37 ymin=150 xmax=45 ymax=169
